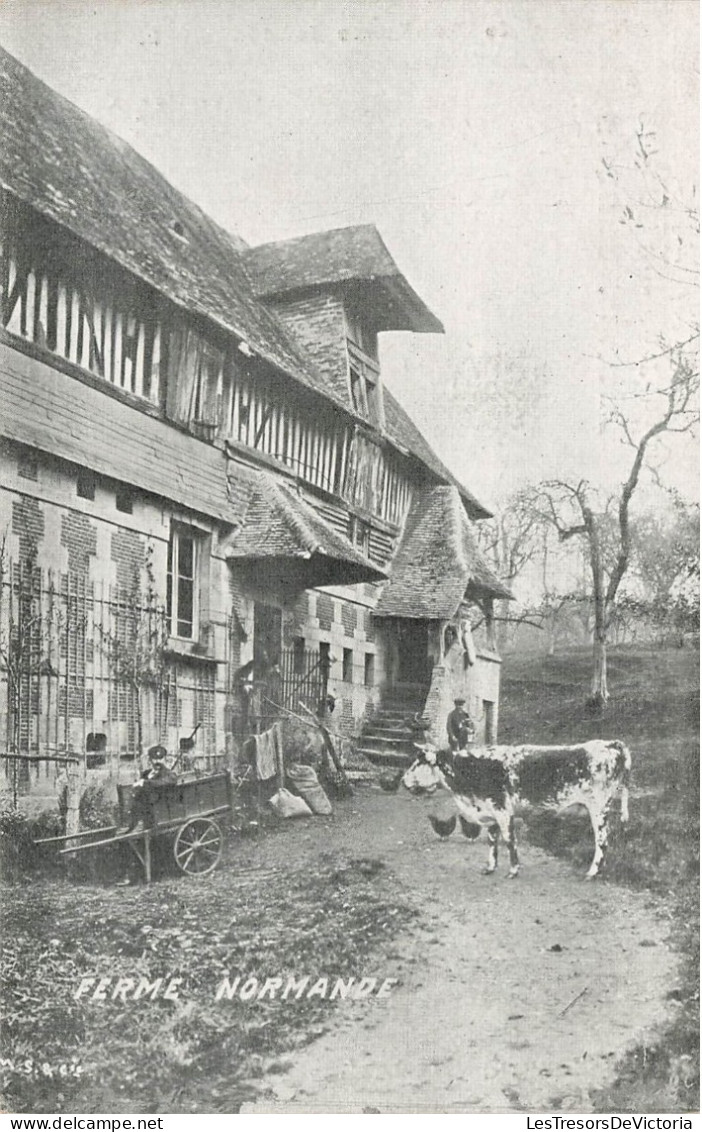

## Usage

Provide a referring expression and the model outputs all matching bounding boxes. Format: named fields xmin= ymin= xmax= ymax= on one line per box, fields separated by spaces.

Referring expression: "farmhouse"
xmin=0 ymin=47 xmax=510 ymax=799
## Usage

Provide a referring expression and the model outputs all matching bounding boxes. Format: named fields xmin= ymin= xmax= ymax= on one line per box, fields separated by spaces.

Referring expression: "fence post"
xmin=65 ymin=757 xmax=86 ymax=847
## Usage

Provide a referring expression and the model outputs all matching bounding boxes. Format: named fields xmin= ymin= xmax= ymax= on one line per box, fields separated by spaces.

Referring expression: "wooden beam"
xmin=0 ymin=752 xmax=81 ymax=764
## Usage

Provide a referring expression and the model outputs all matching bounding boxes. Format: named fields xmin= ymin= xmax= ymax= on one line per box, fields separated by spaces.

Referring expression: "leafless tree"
xmin=528 ymin=349 xmax=698 ymax=704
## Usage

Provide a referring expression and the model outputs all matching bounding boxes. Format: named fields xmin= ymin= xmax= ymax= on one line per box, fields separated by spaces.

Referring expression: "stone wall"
xmin=422 ymin=624 xmax=501 ymax=749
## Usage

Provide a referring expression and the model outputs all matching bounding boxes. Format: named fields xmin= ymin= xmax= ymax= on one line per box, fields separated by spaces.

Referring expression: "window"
xmin=319 ymin=641 xmax=331 ymax=679
xmin=348 ymin=343 xmax=381 ymax=426
xmin=342 ymin=648 xmax=354 ymax=683
xmin=347 ymin=515 xmax=371 ymax=556
xmin=76 ymin=471 xmax=96 ymax=501
xmin=115 ymin=486 xmax=133 ymax=514
xmin=364 ymin=652 xmax=375 ymax=686
xmin=345 ymin=308 xmax=378 ymax=361
xmin=167 ymin=527 xmax=198 ymax=639
xmin=483 ymin=700 xmax=496 ymax=744
xmin=350 ymin=365 xmax=369 ymax=417
xmin=17 ymin=448 xmax=38 ymax=480
xmin=191 ymin=342 xmax=224 ymax=425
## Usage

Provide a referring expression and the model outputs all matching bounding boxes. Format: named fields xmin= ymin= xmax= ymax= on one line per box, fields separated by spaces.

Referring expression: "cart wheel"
xmin=173 ymin=817 xmax=223 ymax=876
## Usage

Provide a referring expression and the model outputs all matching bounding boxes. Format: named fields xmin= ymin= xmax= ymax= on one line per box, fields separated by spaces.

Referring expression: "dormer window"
xmin=345 ymin=307 xmax=378 ymax=361
xmin=349 ymin=346 xmax=381 ymax=427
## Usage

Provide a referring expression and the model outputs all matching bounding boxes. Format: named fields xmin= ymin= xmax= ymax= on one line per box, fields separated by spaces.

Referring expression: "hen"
xmin=378 ymin=769 xmax=404 ymax=793
xmin=459 ymin=815 xmax=481 ymax=841
xmin=428 ymin=813 xmax=457 ymax=839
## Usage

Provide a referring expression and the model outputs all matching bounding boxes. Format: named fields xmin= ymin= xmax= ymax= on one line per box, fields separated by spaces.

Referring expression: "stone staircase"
xmin=356 ymin=683 xmax=430 ymax=770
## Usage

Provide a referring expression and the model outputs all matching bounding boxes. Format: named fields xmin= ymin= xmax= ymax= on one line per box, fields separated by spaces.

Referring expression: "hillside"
xmin=500 ymin=645 xmax=699 ymax=1112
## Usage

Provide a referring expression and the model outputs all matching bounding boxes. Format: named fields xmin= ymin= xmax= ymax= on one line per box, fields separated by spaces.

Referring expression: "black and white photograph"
xmin=0 ymin=0 xmax=698 ymax=1118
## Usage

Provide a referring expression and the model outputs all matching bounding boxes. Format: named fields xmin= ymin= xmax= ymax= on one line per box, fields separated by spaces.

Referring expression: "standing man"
xmin=446 ymin=697 xmax=475 ymax=752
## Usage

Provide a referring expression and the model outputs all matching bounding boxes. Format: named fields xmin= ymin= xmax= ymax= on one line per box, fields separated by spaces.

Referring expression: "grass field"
xmin=1 ymin=643 xmax=697 ymax=1114
xmin=500 ymin=644 xmax=700 ymax=1113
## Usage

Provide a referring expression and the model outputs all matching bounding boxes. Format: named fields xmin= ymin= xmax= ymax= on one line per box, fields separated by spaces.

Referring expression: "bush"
xmin=0 ymin=800 xmax=38 ymax=881
xmin=57 ymin=783 xmax=116 ymax=831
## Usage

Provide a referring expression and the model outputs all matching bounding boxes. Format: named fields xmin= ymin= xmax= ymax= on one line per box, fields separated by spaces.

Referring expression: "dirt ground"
xmin=241 ymin=783 xmax=676 ymax=1114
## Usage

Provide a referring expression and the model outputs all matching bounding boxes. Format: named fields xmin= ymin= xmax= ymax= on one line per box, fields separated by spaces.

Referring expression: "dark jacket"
xmin=446 ymin=707 xmax=474 ymax=750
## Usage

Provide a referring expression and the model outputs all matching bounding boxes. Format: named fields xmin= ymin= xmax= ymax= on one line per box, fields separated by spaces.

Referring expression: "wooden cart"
xmin=36 ymin=770 xmax=238 ymax=883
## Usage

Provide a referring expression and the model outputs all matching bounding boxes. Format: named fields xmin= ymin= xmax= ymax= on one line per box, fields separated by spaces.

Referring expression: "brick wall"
xmin=11 ymin=495 xmax=45 ymax=562
xmin=316 ymin=593 xmax=334 ymax=632
xmin=268 ymin=293 xmax=349 ymax=405
xmin=61 ymin=511 xmax=97 ymax=575
xmin=110 ymin=527 xmax=146 ymax=590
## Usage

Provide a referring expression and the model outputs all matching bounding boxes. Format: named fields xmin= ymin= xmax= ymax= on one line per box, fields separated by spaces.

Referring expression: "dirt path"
xmin=244 ymin=785 xmax=676 ymax=1114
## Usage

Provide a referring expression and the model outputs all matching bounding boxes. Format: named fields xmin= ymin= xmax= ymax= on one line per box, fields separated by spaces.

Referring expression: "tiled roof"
xmin=223 ymin=468 xmax=387 ymax=586
xmin=0 ymin=48 xmax=490 ymax=518
xmin=245 ymin=226 xmax=443 ymax=333
xmin=374 ymin=485 xmax=512 ymax=618
xmin=0 ymin=47 xmax=336 ymax=409
xmin=0 ymin=344 xmax=235 ymax=524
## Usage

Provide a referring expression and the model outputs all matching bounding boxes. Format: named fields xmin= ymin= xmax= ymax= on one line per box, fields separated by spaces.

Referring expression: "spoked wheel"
xmin=173 ymin=817 xmax=223 ymax=876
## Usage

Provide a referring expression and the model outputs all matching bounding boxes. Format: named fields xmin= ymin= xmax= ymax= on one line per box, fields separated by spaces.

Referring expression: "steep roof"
xmin=374 ymin=485 xmax=512 ymax=618
xmin=223 ymin=468 xmax=387 ymax=587
xmin=0 ymin=47 xmax=490 ymax=519
xmin=245 ymin=226 xmax=443 ymax=333
xmin=0 ymin=46 xmax=334 ymax=407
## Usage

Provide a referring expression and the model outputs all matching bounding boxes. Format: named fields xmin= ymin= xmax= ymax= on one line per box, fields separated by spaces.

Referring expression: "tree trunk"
xmin=590 ymin=634 xmax=609 ymax=707
xmin=583 ymin=506 xmax=609 ymax=709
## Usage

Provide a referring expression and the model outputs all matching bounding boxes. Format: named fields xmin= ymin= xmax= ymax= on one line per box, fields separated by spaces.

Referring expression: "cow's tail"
xmin=609 ymin=740 xmax=631 ymax=823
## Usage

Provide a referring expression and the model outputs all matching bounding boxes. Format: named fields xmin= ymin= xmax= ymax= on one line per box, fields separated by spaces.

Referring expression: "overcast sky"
xmin=1 ymin=0 xmax=698 ymax=509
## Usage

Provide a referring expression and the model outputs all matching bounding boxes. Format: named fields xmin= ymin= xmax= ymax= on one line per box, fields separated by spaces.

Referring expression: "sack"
xmin=268 ymin=788 xmax=312 ymax=819
xmin=287 ymin=764 xmax=333 ymax=815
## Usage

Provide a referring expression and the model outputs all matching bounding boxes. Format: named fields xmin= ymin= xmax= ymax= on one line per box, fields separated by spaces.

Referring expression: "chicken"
xmin=428 ymin=813 xmax=457 ymax=839
xmin=379 ymin=769 xmax=404 ymax=793
xmin=459 ymin=815 xmax=481 ymax=841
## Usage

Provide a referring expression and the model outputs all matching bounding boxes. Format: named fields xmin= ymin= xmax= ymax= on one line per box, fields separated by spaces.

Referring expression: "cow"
xmin=402 ymin=740 xmax=631 ymax=879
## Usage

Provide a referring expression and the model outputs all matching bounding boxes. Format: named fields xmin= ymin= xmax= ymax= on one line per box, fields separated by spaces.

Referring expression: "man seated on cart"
xmin=122 ymin=744 xmax=177 ymax=833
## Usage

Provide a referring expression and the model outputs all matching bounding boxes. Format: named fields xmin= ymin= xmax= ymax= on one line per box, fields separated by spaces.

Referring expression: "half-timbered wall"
xmin=0 ymin=198 xmax=163 ymax=406
xmin=0 ymin=196 xmax=415 ymax=537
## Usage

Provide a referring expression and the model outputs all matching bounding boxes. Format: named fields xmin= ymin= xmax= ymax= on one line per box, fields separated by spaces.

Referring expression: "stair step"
xmin=362 ymin=733 xmax=415 ymax=748
xmin=357 ymin=747 xmax=415 ymax=769
xmin=366 ymin=723 xmax=413 ymax=733
xmin=374 ymin=705 xmax=421 ymax=714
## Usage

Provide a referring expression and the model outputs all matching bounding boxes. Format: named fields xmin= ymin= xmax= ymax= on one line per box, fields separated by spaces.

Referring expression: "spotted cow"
xmin=403 ymin=741 xmax=631 ymax=879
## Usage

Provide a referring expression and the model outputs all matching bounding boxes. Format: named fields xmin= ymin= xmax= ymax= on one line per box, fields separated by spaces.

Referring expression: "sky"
xmin=0 ymin=0 xmax=698 ymax=510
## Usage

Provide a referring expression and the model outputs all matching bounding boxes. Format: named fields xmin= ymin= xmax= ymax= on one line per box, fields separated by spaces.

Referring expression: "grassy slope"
xmin=1 ymin=850 xmax=417 ymax=1113
xmin=500 ymin=645 xmax=700 ymax=1114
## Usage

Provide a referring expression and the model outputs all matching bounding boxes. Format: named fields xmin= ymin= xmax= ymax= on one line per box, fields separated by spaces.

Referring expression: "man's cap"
xmin=453 ymin=697 xmax=466 ymax=704
xmin=147 ymin=744 xmax=168 ymax=760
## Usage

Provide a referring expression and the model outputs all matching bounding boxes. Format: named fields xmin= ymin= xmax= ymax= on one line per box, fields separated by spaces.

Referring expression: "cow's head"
xmin=402 ymin=744 xmax=452 ymax=794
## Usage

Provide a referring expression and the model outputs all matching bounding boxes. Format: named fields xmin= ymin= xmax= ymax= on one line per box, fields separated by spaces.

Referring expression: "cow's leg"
xmin=620 ymin=783 xmax=630 ymax=823
xmin=490 ymin=812 xmax=519 ymax=877
xmin=505 ymin=815 xmax=519 ymax=878
xmin=585 ymin=803 xmax=610 ymax=879
xmin=484 ymin=823 xmax=499 ymax=874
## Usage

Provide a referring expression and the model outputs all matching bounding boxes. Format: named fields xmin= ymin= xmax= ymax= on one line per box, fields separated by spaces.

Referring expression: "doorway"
xmin=395 ymin=619 xmax=431 ymax=685
xmin=253 ymin=602 xmax=282 ymax=671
